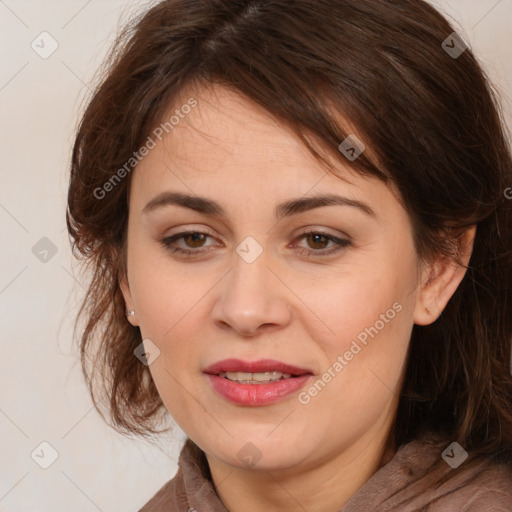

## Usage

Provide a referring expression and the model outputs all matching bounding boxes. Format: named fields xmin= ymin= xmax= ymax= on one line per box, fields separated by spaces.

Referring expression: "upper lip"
xmin=203 ymin=358 xmax=313 ymax=376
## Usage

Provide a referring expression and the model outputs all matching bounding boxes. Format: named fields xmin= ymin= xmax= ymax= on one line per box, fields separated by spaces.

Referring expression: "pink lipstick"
xmin=203 ymin=358 xmax=313 ymax=406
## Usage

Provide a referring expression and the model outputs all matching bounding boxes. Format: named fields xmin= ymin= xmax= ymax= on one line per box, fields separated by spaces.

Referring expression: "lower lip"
xmin=206 ymin=374 xmax=312 ymax=406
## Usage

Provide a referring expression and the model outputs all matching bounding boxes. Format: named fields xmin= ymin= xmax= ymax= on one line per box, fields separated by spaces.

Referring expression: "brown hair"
xmin=67 ymin=0 xmax=512 ymax=482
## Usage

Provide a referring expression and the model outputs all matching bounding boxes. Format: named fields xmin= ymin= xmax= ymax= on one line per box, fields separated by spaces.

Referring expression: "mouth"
xmin=203 ymin=358 xmax=313 ymax=384
xmin=218 ymin=370 xmax=293 ymax=384
xmin=203 ymin=359 xmax=314 ymax=406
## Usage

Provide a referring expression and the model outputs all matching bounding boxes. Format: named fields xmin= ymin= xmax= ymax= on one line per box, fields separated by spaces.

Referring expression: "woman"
xmin=66 ymin=0 xmax=512 ymax=510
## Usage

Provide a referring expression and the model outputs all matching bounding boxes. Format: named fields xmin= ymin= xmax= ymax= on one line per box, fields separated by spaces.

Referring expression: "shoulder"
xmin=137 ymin=470 xmax=182 ymax=512
xmin=438 ymin=460 xmax=512 ymax=511
xmin=137 ymin=438 xmax=223 ymax=512
xmin=401 ymin=433 xmax=512 ymax=511
xmin=341 ymin=431 xmax=512 ymax=511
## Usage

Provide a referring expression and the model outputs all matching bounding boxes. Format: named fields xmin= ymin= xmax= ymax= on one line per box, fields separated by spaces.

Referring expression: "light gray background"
xmin=1 ymin=1 xmax=511 ymax=510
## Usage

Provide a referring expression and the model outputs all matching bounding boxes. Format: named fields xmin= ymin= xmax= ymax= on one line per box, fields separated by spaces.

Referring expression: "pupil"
xmin=308 ymin=233 xmax=327 ymax=249
xmin=185 ymin=233 xmax=205 ymax=247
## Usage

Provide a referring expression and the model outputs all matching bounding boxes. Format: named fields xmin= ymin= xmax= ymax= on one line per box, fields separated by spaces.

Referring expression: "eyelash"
xmin=160 ymin=230 xmax=351 ymax=257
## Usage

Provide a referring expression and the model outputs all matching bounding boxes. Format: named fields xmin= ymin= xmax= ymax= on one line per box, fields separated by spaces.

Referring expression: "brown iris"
xmin=305 ymin=233 xmax=329 ymax=250
xmin=183 ymin=232 xmax=207 ymax=247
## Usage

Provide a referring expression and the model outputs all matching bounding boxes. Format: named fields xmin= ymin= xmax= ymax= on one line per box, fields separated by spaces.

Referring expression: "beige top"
xmin=139 ymin=431 xmax=512 ymax=511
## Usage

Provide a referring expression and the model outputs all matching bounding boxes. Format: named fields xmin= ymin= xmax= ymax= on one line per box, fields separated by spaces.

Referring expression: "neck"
xmin=205 ymin=423 xmax=397 ymax=512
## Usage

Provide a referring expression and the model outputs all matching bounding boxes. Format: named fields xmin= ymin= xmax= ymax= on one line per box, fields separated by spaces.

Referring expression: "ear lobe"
xmin=120 ymin=275 xmax=139 ymax=326
xmin=413 ymin=226 xmax=476 ymax=326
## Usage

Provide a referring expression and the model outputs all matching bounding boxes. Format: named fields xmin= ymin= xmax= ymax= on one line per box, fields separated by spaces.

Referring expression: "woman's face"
xmin=122 ymin=84 xmax=427 ymax=472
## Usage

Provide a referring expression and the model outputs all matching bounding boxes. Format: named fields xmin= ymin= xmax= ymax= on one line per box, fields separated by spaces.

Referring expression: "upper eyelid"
xmin=162 ymin=228 xmax=349 ymax=249
xmin=163 ymin=225 xmax=348 ymax=240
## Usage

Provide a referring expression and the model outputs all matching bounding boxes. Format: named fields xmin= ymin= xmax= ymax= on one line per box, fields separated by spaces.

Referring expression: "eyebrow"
xmin=142 ymin=191 xmax=376 ymax=220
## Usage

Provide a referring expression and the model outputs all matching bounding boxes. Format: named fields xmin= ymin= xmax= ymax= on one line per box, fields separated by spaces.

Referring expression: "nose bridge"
xmin=212 ymin=240 xmax=291 ymax=335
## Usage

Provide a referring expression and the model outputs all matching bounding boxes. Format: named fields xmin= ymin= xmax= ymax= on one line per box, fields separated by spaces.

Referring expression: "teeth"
xmin=219 ymin=371 xmax=293 ymax=383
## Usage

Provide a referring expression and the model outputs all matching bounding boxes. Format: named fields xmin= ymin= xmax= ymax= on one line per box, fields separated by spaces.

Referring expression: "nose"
xmin=211 ymin=251 xmax=292 ymax=337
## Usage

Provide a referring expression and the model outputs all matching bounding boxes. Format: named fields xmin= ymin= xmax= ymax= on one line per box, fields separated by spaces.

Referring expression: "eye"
xmin=161 ymin=229 xmax=351 ymax=258
xmin=161 ymin=230 xmax=218 ymax=255
xmin=293 ymin=230 xmax=351 ymax=257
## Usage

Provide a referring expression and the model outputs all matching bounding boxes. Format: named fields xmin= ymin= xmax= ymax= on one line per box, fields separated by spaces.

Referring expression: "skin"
xmin=121 ymin=83 xmax=475 ymax=512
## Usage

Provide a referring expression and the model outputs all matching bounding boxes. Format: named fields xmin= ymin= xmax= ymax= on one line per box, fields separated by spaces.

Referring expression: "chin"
xmin=201 ymin=432 xmax=311 ymax=471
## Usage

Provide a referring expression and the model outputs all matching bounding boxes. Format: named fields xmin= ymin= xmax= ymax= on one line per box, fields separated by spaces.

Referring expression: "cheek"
xmin=295 ymin=279 xmax=413 ymax=439
xmin=127 ymin=241 xmax=217 ymax=339
xmin=292 ymin=250 xmax=417 ymax=410
xmin=298 ymin=261 xmax=414 ymax=355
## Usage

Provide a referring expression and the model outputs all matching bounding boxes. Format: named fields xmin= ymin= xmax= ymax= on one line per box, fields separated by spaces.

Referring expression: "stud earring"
xmin=126 ymin=309 xmax=135 ymax=316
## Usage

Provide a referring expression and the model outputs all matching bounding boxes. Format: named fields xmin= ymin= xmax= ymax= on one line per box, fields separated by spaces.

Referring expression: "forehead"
xmin=147 ymin=84 xmax=342 ymax=179
xmin=130 ymin=83 xmax=395 ymax=218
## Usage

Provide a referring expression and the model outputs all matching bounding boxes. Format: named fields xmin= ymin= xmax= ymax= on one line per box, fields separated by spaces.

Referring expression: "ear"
xmin=413 ymin=226 xmax=476 ymax=325
xmin=120 ymin=273 xmax=139 ymax=327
